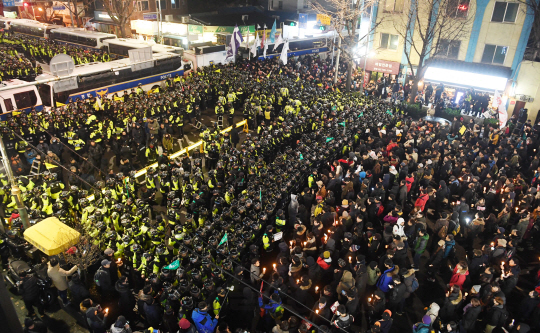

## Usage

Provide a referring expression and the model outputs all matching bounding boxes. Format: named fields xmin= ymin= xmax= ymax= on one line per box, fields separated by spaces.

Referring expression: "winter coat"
xmin=402 ymin=269 xmax=416 ymax=298
xmin=47 ymin=263 xmax=78 ymax=291
xmin=143 ymin=301 xmax=163 ymax=328
xmin=19 ymin=275 xmax=40 ymax=302
xmin=376 ymin=265 xmax=399 ymax=293
xmin=191 ymin=308 xmax=218 ymax=333
xmin=336 ymin=270 xmax=355 ymax=296
xmin=485 ymin=304 xmax=506 ymax=327
xmin=449 ymin=266 xmax=469 ymax=290
xmin=69 ymin=280 xmax=90 ymax=307
xmin=413 ymin=234 xmax=429 ymax=254
xmin=440 ymin=289 xmax=462 ymax=322
xmin=109 ymin=324 xmax=132 ymax=333
xmin=412 ymin=323 xmax=431 ymax=333
xmin=115 ymin=281 xmax=135 ymax=316
xmin=460 ymin=303 xmax=482 ymax=330
xmin=367 ymin=265 xmax=380 ymax=286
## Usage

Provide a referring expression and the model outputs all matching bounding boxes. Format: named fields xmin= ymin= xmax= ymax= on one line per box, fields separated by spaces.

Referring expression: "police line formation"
xmin=1 ymin=52 xmax=539 ymax=333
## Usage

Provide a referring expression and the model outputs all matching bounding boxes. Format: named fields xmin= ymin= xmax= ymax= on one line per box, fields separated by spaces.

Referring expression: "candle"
xmin=296 ymin=279 xmax=300 ymax=284
xmin=263 ymin=267 xmax=266 ymax=274
xmin=290 ymin=241 xmax=293 ymax=247
xmin=303 ymin=242 xmax=307 ymax=246
xmin=368 ymin=297 xmax=371 ymax=302
xmin=315 ymin=286 xmax=319 ymax=292
xmin=316 ymin=310 xmax=319 ymax=314
xmin=273 ymin=263 xmax=276 ymax=269
xmin=349 ymin=256 xmax=352 ymax=263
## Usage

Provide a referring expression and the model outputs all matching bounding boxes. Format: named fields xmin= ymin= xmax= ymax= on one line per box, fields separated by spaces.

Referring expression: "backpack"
xmin=438 ymin=225 xmax=448 ymax=239
xmin=410 ymin=277 xmax=419 ymax=292
xmin=449 ymin=220 xmax=460 ymax=236
xmin=94 ymin=269 xmax=103 ymax=287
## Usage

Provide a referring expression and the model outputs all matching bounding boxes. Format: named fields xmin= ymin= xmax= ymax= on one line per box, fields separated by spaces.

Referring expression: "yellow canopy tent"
xmin=23 ymin=217 xmax=80 ymax=256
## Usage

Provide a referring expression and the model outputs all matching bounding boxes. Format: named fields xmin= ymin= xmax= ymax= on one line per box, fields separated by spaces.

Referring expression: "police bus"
xmin=49 ymin=28 xmax=117 ymax=50
xmin=252 ymin=36 xmax=330 ymax=60
xmin=103 ymin=38 xmax=184 ymax=58
xmin=0 ymin=52 xmax=192 ymax=115
xmin=0 ymin=16 xmax=12 ymax=30
xmin=9 ymin=19 xmax=63 ymax=39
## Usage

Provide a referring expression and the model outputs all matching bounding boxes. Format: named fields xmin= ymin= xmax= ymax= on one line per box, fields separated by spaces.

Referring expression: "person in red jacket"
xmin=449 ymin=261 xmax=469 ymax=290
xmin=415 ymin=189 xmax=430 ymax=212
xmin=317 ymin=251 xmax=332 ymax=270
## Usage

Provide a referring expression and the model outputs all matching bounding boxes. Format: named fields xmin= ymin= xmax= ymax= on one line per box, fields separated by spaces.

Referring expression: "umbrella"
xmin=24 ymin=217 xmax=80 ymax=256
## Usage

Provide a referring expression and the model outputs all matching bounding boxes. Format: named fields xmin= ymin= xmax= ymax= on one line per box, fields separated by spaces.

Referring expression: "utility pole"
xmin=333 ymin=35 xmax=341 ymax=84
xmin=157 ymin=0 xmax=163 ymax=43
xmin=0 ymin=135 xmax=30 ymax=230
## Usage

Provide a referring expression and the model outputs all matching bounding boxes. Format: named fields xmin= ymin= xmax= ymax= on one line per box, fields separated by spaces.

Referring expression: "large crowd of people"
xmin=1 ymin=52 xmax=539 ymax=333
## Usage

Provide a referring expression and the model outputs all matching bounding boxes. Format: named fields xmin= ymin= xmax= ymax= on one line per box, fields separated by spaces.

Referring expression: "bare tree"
xmin=62 ymin=232 xmax=101 ymax=286
xmin=312 ymin=0 xmax=380 ymax=92
xmin=63 ymin=0 xmax=96 ymax=28
xmin=516 ymin=0 xmax=540 ymax=61
xmin=102 ymin=0 xmax=136 ymax=37
xmin=36 ymin=2 xmax=60 ymax=24
xmin=392 ymin=0 xmax=473 ymax=101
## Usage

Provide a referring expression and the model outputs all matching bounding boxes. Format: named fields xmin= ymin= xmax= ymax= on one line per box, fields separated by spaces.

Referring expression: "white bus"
xmin=103 ymin=38 xmax=184 ymax=57
xmin=9 ymin=19 xmax=63 ymax=39
xmin=0 ymin=52 xmax=192 ymax=116
xmin=49 ymin=27 xmax=117 ymax=50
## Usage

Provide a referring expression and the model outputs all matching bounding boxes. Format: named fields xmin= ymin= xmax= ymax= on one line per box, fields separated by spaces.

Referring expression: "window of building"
xmin=3 ymin=98 xmax=14 ymax=112
xmin=171 ymin=0 xmax=178 ymax=9
xmin=278 ymin=1 xmax=283 ymax=9
xmin=481 ymin=44 xmax=508 ymax=64
xmin=303 ymin=0 xmax=310 ymax=9
xmin=492 ymin=2 xmax=519 ymax=23
xmin=438 ymin=39 xmax=460 ymax=59
xmin=384 ymin=0 xmax=404 ymax=13
xmin=380 ymin=33 xmax=399 ymax=50
xmin=447 ymin=0 xmax=469 ymax=18
xmin=140 ymin=1 xmax=149 ymax=11
xmin=156 ymin=0 xmax=166 ymax=10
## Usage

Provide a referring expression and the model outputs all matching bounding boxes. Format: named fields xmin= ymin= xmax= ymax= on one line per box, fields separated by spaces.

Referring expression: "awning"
xmin=424 ymin=58 xmax=511 ymax=91
xmin=24 ymin=217 xmax=80 ymax=256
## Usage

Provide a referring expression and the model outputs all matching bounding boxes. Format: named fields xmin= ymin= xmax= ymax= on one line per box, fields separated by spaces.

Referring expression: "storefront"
xmin=359 ymin=58 xmax=401 ymax=86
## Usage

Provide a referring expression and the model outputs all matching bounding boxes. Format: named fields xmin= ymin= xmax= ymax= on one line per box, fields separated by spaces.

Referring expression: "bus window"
xmin=3 ymin=98 xmax=14 ymax=112
xmin=14 ymin=91 xmax=38 ymax=109
xmin=37 ymin=84 xmax=52 ymax=107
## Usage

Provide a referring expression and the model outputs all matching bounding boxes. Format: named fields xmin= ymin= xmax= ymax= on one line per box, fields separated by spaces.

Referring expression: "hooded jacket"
xmin=376 ymin=265 xmax=399 ymax=293
xmin=191 ymin=308 xmax=218 ymax=333
xmin=336 ymin=270 xmax=355 ymax=296
xmin=449 ymin=265 xmax=469 ymax=289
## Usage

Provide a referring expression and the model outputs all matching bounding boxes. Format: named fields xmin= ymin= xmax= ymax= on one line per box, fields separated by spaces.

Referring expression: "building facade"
xmin=361 ymin=0 xmax=535 ymax=118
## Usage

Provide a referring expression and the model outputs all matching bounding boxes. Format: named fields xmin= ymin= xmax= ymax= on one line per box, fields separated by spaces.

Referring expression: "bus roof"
xmin=104 ymin=38 xmax=183 ymax=53
xmin=0 ymin=79 xmax=34 ymax=88
xmin=37 ymin=52 xmax=181 ymax=79
xmin=50 ymin=27 xmax=117 ymax=39
xmin=10 ymin=19 xmax=62 ymax=30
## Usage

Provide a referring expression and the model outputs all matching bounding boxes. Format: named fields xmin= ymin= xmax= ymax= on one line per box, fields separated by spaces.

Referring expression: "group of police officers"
xmin=0 ymin=54 xmax=402 ymax=332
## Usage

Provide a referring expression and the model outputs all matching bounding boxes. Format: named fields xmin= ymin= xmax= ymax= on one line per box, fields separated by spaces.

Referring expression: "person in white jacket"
xmin=393 ymin=217 xmax=406 ymax=239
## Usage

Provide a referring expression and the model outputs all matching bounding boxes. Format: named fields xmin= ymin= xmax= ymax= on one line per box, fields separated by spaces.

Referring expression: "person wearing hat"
xmin=104 ymin=247 xmax=120 ymax=284
xmin=47 ymin=257 xmax=78 ymax=306
xmin=412 ymin=315 xmax=432 ymax=333
xmin=94 ymin=259 xmax=113 ymax=299
xmin=178 ymin=317 xmax=197 ymax=333
xmin=24 ymin=317 xmax=47 ymax=333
